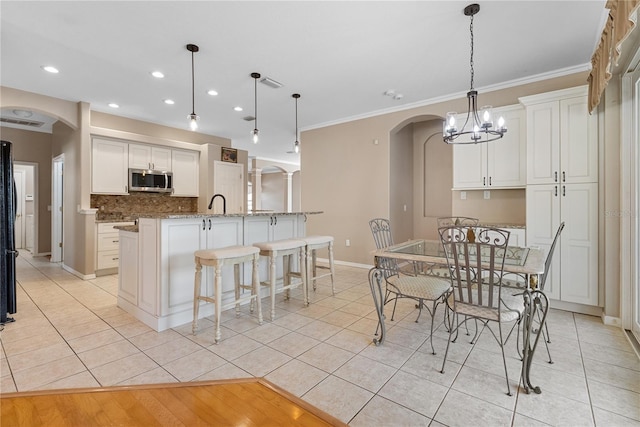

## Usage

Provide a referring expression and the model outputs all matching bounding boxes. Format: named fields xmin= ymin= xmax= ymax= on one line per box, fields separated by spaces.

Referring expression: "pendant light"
xmin=251 ymin=72 xmax=260 ymax=143
xmin=292 ymin=93 xmax=301 ymax=153
xmin=443 ymin=4 xmax=506 ymax=144
xmin=186 ymin=44 xmax=199 ymax=131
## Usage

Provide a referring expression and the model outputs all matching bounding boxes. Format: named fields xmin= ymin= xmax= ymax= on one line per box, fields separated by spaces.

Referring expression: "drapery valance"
xmin=588 ymin=0 xmax=640 ymax=112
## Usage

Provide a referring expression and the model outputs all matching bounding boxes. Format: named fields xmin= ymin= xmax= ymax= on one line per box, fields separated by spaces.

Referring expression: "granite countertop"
xmin=136 ymin=211 xmax=323 ymax=219
xmin=113 ymin=224 xmax=139 ymax=232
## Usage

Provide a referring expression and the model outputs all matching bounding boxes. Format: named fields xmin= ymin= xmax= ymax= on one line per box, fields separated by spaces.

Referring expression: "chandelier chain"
xmin=469 ymin=12 xmax=474 ymax=91
xmin=191 ymin=50 xmax=195 ymax=115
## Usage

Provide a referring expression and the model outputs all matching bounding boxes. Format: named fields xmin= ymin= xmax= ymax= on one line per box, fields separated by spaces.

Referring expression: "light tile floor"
xmin=1 ymin=253 xmax=639 ymax=426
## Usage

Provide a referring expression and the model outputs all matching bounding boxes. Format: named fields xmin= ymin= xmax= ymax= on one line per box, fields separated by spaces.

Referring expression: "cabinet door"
xmin=526 ymin=184 xmax=561 ymax=300
xmin=560 ymin=183 xmax=598 ymax=305
xmin=118 ymin=232 xmax=138 ymax=305
xmin=213 ymin=161 xmax=244 ymax=214
xmin=172 ymin=149 xmax=199 ymax=197
xmin=452 ymin=143 xmax=486 ymax=189
xmin=206 ymin=217 xmax=245 ymax=298
xmin=129 ymin=144 xmax=152 ymax=169
xmin=151 ymin=147 xmax=172 ymax=171
xmin=272 ymin=215 xmax=298 ymax=240
xmin=526 ymin=102 xmax=560 ymax=185
xmin=138 ymin=219 xmax=158 ymax=315
xmin=487 ymin=107 xmax=526 ymax=188
xmin=92 ymin=138 xmax=129 ymax=194
xmin=560 ymin=96 xmax=598 ymax=184
xmin=159 ymin=219 xmax=206 ymax=316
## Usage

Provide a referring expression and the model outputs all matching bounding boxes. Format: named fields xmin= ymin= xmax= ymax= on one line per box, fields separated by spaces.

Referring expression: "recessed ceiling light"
xmin=207 ymin=90 xmax=218 ymax=96
xmin=151 ymin=71 xmax=164 ymax=78
xmin=163 ymin=99 xmax=175 ymax=105
xmin=12 ymin=109 xmax=33 ymax=118
xmin=234 ymin=106 xmax=243 ymax=112
xmin=108 ymin=103 xmax=119 ymax=108
xmin=42 ymin=65 xmax=59 ymax=73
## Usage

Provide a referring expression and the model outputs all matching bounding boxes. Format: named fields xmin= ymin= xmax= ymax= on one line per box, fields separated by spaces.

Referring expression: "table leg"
xmin=521 ymin=287 xmax=550 ymax=394
xmin=369 ymin=267 xmax=386 ymax=346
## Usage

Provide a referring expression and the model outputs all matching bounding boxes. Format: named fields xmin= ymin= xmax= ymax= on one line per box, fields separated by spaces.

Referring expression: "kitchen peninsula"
xmin=116 ymin=211 xmax=320 ymax=331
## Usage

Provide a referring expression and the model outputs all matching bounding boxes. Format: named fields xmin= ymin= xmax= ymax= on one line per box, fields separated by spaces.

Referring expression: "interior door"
xmin=13 ymin=169 xmax=25 ymax=249
xmin=51 ymin=155 xmax=64 ymax=262
xmin=213 ymin=161 xmax=244 ymax=214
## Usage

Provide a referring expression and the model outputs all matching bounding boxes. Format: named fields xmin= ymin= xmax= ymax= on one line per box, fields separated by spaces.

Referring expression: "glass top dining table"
xmin=373 ymin=239 xmax=546 ymax=278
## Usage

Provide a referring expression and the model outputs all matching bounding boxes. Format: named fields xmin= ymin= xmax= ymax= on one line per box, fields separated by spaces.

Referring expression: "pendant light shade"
xmin=292 ymin=93 xmax=301 ymax=154
xmin=251 ymin=72 xmax=260 ymax=144
xmin=442 ymin=4 xmax=506 ymax=144
xmin=186 ymin=44 xmax=199 ymax=131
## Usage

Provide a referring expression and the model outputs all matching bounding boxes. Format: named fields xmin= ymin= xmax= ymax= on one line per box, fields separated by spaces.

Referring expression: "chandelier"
xmin=443 ymin=4 xmax=506 ymax=144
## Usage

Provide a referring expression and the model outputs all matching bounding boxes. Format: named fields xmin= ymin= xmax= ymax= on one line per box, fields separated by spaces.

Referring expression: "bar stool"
xmin=253 ymin=239 xmax=307 ymax=320
xmin=192 ymin=245 xmax=262 ymax=343
xmin=301 ymin=236 xmax=335 ymax=298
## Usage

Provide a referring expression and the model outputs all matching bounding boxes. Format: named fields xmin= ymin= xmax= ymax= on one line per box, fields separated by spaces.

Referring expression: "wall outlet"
xmin=403 ymin=204 xmax=407 ymax=212
xmin=460 ymin=191 xmax=467 ymax=200
xmin=345 ymin=239 xmax=351 ymax=247
xmin=484 ymin=190 xmax=491 ymax=200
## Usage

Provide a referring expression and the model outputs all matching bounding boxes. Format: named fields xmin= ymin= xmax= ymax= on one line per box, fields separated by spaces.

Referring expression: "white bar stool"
xmin=301 ymin=235 xmax=335 ymax=298
xmin=192 ymin=245 xmax=262 ymax=343
xmin=253 ymin=239 xmax=307 ymax=320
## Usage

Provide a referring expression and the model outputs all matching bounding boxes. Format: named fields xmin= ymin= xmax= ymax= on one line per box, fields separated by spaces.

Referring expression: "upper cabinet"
xmin=172 ymin=149 xmax=199 ymax=197
xmin=92 ymin=138 xmax=129 ymax=194
xmin=520 ymin=86 xmax=598 ymax=185
xmin=129 ymin=144 xmax=172 ymax=171
xmin=452 ymin=105 xmax=526 ymax=189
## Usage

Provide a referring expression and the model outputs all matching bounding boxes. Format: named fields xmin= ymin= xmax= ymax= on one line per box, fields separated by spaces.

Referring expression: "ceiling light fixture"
xmin=186 ymin=43 xmax=200 ymax=131
xmin=207 ymin=89 xmax=218 ymax=96
xmin=251 ymin=72 xmax=260 ymax=144
xmin=164 ymin=99 xmax=175 ymax=105
xmin=108 ymin=103 xmax=119 ymax=108
xmin=443 ymin=4 xmax=506 ymax=144
xmin=42 ymin=65 xmax=59 ymax=74
xmin=234 ymin=106 xmax=243 ymax=112
xmin=292 ymin=93 xmax=301 ymax=154
xmin=151 ymin=71 xmax=164 ymax=79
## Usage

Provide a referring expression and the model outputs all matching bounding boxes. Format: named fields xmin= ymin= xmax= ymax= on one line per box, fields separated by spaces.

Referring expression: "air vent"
xmin=0 ymin=117 xmax=45 ymax=127
xmin=243 ymin=116 xmax=256 ymax=122
xmin=260 ymin=77 xmax=283 ymax=89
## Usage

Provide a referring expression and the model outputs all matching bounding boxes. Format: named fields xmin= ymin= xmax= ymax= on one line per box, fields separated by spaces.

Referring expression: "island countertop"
xmin=136 ymin=211 xmax=322 ymax=219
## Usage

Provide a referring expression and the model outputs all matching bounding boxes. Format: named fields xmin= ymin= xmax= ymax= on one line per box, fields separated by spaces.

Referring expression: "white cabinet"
xmin=91 ymin=138 xmax=129 ymax=194
xmin=118 ymin=231 xmax=138 ymax=305
xmin=243 ymin=215 xmax=299 ymax=245
xmin=96 ymin=222 xmax=133 ymax=272
xmin=172 ymin=149 xmax=199 ymax=197
xmin=129 ymin=144 xmax=172 ymax=171
xmin=520 ymin=86 xmax=598 ymax=185
xmin=452 ymin=105 xmax=526 ymax=189
xmin=526 ymin=183 xmax=598 ymax=305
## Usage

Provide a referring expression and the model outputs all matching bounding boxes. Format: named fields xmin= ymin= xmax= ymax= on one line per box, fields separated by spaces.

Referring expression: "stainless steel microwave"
xmin=128 ymin=168 xmax=174 ymax=193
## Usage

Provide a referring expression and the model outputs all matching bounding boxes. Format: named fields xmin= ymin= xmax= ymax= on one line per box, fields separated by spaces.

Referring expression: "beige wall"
xmin=0 ymin=127 xmax=52 ymax=254
xmin=390 ymin=123 xmax=413 ymax=243
xmin=301 ymin=72 xmax=588 ymax=267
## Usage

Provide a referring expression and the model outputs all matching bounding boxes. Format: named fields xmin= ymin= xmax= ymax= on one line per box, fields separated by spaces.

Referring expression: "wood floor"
xmin=0 ymin=378 xmax=348 ymax=426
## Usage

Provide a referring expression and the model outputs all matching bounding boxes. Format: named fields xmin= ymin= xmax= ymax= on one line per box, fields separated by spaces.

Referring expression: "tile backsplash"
xmin=91 ymin=193 xmax=198 ymax=220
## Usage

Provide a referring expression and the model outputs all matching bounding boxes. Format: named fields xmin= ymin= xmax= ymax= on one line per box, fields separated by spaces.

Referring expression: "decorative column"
xmin=283 ymin=172 xmax=293 ymax=213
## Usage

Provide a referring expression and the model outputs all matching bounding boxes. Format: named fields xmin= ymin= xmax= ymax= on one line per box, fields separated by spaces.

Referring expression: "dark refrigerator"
xmin=1 ymin=140 xmax=17 ymax=324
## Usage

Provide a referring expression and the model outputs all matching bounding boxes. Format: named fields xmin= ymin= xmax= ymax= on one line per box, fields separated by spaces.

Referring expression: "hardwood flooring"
xmin=1 ymin=378 xmax=347 ymax=426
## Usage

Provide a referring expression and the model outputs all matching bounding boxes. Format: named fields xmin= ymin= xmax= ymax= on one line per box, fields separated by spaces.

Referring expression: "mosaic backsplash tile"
xmin=91 ymin=193 xmax=198 ymax=220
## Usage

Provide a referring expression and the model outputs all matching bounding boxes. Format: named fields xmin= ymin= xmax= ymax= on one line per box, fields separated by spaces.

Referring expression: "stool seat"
xmin=195 ymin=245 xmax=259 ymax=260
xmin=253 ymin=239 xmax=306 ymax=252
xmin=193 ymin=245 xmax=262 ymax=343
xmin=300 ymin=235 xmax=333 ymax=246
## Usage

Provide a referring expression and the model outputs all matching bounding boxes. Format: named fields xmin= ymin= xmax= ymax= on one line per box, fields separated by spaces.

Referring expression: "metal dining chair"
xmin=438 ymin=225 xmax=524 ymax=396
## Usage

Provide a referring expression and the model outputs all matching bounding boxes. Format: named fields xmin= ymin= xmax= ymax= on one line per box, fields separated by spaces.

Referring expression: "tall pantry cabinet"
xmin=520 ymin=86 xmax=599 ymax=306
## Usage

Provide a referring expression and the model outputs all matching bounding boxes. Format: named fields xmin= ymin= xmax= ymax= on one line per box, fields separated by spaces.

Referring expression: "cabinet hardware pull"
xmin=554 ymin=171 xmax=558 ymax=182
xmin=274 ymin=216 xmax=278 ymax=225
xmin=562 ymin=185 xmax=566 ymax=196
xmin=554 ymin=186 xmax=558 ymax=197
xmin=112 ymin=240 xmax=118 ymax=243
xmin=112 ymin=258 xmax=119 ymax=261
xmin=202 ymin=219 xmax=206 ymax=230
xmin=208 ymin=219 xmax=212 ymax=230
xmin=483 ymin=177 xmax=486 ymax=186
xmin=270 ymin=216 xmax=273 ymax=226
xmin=489 ymin=177 xmax=492 ymax=186
xmin=562 ymin=171 xmax=566 ymax=182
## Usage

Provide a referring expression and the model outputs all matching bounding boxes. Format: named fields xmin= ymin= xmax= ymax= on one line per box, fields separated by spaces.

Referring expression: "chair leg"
xmin=328 ymin=242 xmax=335 ymax=295
xmin=498 ymin=322 xmax=512 ymax=396
xmin=269 ymin=253 xmax=277 ymax=321
xmin=214 ymin=264 xmax=223 ymax=343
xmin=234 ymin=263 xmax=241 ymax=316
xmin=300 ymin=248 xmax=309 ymax=306
xmin=441 ymin=311 xmax=455 ymax=374
xmin=192 ymin=259 xmax=202 ymax=335
xmin=253 ymin=255 xmax=263 ymax=325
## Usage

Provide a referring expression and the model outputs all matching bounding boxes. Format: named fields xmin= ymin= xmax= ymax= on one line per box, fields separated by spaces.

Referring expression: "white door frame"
xmin=13 ymin=169 xmax=25 ymax=249
xmin=51 ymin=154 xmax=64 ymax=263
xmin=620 ymin=52 xmax=640 ymax=340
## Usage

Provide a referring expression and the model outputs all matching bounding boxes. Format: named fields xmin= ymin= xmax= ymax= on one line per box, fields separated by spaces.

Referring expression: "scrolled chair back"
xmin=438 ymin=225 xmax=511 ymax=312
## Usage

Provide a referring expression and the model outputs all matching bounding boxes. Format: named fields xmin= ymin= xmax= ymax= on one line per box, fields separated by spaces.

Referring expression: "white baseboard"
xmin=62 ymin=263 xmax=96 ymax=280
xmin=548 ymin=299 xmax=603 ymax=317
xmin=602 ymin=314 xmax=622 ymax=327
xmin=315 ymin=257 xmax=372 ymax=270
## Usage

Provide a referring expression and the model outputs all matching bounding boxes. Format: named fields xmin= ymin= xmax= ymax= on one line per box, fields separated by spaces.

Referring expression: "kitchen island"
xmin=116 ymin=212 xmax=320 ymax=331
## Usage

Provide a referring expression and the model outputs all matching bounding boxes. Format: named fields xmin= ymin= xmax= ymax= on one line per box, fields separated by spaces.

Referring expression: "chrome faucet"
xmin=208 ymin=194 xmax=226 ymax=214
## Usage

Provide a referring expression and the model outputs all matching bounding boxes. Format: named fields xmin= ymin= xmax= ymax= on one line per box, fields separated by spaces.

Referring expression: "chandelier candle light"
xmin=251 ymin=72 xmax=260 ymax=144
xmin=187 ymin=44 xmax=199 ymax=131
xmin=292 ymin=93 xmax=301 ymax=153
xmin=443 ymin=4 xmax=506 ymax=144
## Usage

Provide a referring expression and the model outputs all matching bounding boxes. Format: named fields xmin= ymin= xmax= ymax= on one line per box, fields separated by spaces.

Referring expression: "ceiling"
xmin=0 ymin=1 xmax=608 ymax=164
